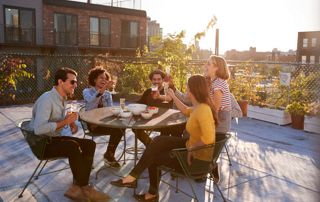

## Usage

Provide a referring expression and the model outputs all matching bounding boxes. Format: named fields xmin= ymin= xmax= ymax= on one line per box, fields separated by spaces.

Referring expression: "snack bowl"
xmin=141 ymin=111 xmax=153 ymax=119
xmin=120 ymin=111 xmax=132 ymax=118
xmin=127 ymin=104 xmax=147 ymax=115
xmin=147 ymin=106 xmax=159 ymax=114
xmin=110 ymin=107 xmax=121 ymax=116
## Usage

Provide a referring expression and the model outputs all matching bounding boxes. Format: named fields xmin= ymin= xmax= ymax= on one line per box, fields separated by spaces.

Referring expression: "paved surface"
xmin=0 ymin=104 xmax=319 ymax=202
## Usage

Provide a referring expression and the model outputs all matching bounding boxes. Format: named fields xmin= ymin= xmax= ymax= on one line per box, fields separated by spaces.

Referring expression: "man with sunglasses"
xmin=29 ymin=67 xmax=110 ymax=201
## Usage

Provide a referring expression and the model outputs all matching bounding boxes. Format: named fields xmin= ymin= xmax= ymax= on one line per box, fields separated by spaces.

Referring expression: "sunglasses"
xmin=69 ymin=80 xmax=77 ymax=85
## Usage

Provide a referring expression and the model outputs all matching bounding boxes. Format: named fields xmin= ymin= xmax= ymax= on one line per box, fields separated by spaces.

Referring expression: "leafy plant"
xmin=286 ymin=101 xmax=307 ymax=115
xmin=0 ymin=57 xmax=34 ymax=100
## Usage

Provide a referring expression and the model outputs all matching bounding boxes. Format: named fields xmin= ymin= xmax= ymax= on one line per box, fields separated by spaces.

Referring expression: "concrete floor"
xmin=0 ymin=104 xmax=319 ymax=202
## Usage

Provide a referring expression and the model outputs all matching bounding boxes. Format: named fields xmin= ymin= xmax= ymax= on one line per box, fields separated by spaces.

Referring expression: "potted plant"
xmin=229 ymin=63 xmax=260 ymax=117
xmin=286 ymin=101 xmax=307 ymax=130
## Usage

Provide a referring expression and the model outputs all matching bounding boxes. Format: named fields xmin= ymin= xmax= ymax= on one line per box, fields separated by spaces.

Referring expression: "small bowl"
xmin=141 ymin=111 xmax=153 ymax=119
xmin=147 ymin=106 xmax=159 ymax=114
xmin=127 ymin=104 xmax=147 ymax=115
xmin=110 ymin=107 xmax=121 ymax=116
xmin=120 ymin=111 xmax=132 ymax=118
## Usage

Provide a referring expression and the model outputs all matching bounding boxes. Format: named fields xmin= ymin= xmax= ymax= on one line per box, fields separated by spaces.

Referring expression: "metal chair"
xmin=16 ymin=119 xmax=69 ymax=198
xmin=78 ymin=107 xmax=127 ymax=178
xmin=157 ymin=133 xmax=230 ymax=202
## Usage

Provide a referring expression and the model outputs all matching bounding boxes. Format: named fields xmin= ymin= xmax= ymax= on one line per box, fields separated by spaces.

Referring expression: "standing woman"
xmin=110 ymin=75 xmax=217 ymax=201
xmin=83 ymin=67 xmax=124 ymax=168
xmin=205 ymin=55 xmax=232 ymax=133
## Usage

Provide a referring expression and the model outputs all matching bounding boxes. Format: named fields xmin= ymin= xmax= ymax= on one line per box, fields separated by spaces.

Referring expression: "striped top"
xmin=210 ymin=78 xmax=231 ymax=111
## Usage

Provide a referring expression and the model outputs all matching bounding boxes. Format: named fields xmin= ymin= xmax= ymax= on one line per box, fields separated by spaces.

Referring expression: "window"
xmin=54 ymin=13 xmax=77 ymax=45
xmin=4 ymin=6 xmax=35 ymax=43
xmin=311 ymin=38 xmax=317 ymax=48
xmin=121 ymin=21 xmax=139 ymax=48
xmin=310 ymin=56 xmax=315 ymax=64
xmin=301 ymin=55 xmax=307 ymax=63
xmin=302 ymin=38 xmax=308 ymax=48
xmin=90 ymin=17 xmax=111 ymax=46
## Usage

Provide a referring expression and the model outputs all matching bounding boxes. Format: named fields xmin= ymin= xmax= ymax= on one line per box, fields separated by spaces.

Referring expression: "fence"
xmin=1 ymin=53 xmax=319 ymax=115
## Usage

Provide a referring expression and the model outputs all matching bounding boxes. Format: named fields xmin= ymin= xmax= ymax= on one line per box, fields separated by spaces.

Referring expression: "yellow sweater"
xmin=185 ymin=103 xmax=215 ymax=161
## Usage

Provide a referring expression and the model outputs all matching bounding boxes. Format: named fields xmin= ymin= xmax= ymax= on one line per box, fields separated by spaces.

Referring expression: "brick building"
xmin=0 ymin=0 xmax=147 ymax=56
xmin=296 ymin=31 xmax=320 ymax=64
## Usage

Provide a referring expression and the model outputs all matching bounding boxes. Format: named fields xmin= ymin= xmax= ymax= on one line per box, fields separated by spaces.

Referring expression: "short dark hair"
xmin=148 ymin=69 xmax=165 ymax=80
xmin=88 ymin=67 xmax=111 ymax=86
xmin=54 ymin=67 xmax=77 ymax=85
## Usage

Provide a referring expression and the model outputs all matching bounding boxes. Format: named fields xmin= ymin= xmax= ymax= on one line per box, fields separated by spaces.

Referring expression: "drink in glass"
xmin=162 ymin=82 xmax=169 ymax=103
xmin=151 ymin=84 xmax=158 ymax=98
xmin=111 ymin=75 xmax=118 ymax=94
xmin=119 ymin=98 xmax=125 ymax=110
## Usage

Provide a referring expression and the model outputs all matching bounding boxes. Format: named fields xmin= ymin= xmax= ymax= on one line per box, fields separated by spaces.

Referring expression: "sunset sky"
xmin=76 ymin=0 xmax=319 ymax=53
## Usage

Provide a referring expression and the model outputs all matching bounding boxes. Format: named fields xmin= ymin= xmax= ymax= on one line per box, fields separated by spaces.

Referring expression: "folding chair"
xmin=157 ymin=133 xmax=230 ymax=202
xmin=16 ymin=119 xmax=69 ymax=198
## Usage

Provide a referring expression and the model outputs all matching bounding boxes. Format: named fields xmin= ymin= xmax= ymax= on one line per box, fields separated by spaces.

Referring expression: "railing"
xmin=0 ymin=24 xmax=146 ymax=49
xmin=1 ymin=53 xmax=319 ymax=110
xmin=3 ymin=26 xmax=36 ymax=44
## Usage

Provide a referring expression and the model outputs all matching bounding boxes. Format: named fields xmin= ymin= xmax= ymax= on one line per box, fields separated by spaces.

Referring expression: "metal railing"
xmin=0 ymin=53 xmax=319 ymax=116
xmin=0 ymin=24 xmax=146 ymax=49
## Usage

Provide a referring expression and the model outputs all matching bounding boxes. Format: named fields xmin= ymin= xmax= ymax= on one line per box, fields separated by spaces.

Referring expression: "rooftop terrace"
xmin=0 ymin=104 xmax=319 ymax=202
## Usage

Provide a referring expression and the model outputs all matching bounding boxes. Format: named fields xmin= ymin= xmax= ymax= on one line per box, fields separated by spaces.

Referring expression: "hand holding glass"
xmin=111 ymin=76 xmax=118 ymax=94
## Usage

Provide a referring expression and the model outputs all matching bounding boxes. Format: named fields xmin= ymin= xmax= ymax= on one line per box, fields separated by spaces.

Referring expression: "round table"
xmin=79 ymin=106 xmax=187 ymax=179
xmin=79 ymin=106 xmax=187 ymax=130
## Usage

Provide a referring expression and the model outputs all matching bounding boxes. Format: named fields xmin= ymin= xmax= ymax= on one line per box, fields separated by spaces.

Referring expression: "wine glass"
xmin=162 ymin=82 xmax=169 ymax=103
xmin=151 ymin=84 xmax=158 ymax=98
xmin=111 ymin=75 xmax=118 ymax=94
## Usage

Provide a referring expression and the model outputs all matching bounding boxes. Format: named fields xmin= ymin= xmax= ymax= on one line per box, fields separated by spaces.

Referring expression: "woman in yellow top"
xmin=110 ymin=75 xmax=218 ymax=202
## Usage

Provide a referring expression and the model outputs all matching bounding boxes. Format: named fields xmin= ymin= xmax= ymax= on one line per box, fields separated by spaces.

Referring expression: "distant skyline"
xmin=73 ymin=0 xmax=319 ymax=54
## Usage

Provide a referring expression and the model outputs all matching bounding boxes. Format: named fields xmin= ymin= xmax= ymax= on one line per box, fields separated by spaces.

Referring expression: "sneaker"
xmin=82 ymin=185 xmax=110 ymax=202
xmin=103 ymin=155 xmax=121 ymax=168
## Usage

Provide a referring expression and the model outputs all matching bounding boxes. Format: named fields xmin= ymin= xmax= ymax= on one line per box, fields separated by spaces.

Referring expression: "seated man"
xmin=29 ymin=67 xmax=109 ymax=201
xmin=135 ymin=69 xmax=185 ymax=145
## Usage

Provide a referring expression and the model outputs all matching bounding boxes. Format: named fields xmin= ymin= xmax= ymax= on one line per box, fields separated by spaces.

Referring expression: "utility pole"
xmin=215 ymin=29 xmax=219 ymax=55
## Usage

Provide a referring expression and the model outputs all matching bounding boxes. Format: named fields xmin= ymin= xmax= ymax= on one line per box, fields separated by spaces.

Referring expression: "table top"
xmin=79 ymin=107 xmax=187 ymax=130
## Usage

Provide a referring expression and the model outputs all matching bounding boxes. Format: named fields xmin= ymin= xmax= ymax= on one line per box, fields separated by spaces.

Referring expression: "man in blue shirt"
xmin=29 ymin=67 xmax=109 ymax=201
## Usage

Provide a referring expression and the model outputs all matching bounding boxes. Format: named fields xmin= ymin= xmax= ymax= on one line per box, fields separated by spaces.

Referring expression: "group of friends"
xmin=28 ymin=55 xmax=232 ymax=202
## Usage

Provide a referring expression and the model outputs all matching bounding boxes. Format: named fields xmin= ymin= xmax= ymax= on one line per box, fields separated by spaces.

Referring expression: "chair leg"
xmin=186 ymin=178 xmax=199 ymax=202
xmin=18 ymin=160 xmax=43 ymax=198
xmin=224 ymin=145 xmax=232 ymax=166
xmin=215 ymin=183 xmax=227 ymax=202
xmin=35 ymin=160 xmax=48 ymax=180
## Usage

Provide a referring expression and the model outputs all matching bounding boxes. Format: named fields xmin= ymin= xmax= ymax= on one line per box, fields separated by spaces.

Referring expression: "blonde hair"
xmin=209 ymin=55 xmax=230 ymax=80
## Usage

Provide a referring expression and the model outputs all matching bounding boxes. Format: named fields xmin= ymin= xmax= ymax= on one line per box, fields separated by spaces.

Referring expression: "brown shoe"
xmin=82 ymin=185 xmax=110 ymax=202
xmin=64 ymin=184 xmax=88 ymax=202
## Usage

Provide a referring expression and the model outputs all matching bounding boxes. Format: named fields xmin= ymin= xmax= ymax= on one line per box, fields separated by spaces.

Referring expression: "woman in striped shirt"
xmin=205 ymin=55 xmax=232 ymax=133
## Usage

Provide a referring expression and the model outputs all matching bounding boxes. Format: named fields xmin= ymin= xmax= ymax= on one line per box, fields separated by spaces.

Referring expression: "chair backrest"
xmin=79 ymin=106 xmax=91 ymax=135
xmin=212 ymin=132 xmax=230 ymax=164
xmin=171 ymin=132 xmax=230 ymax=179
xmin=16 ymin=119 xmax=50 ymax=160
xmin=172 ymin=144 xmax=214 ymax=179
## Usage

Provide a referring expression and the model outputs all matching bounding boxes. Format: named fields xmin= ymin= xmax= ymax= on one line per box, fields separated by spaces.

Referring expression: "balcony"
xmin=0 ymin=24 xmax=146 ymax=50
xmin=3 ymin=26 xmax=36 ymax=45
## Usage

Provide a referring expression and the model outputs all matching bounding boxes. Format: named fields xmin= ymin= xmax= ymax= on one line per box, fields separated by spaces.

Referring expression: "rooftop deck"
xmin=0 ymin=104 xmax=319 ymax=202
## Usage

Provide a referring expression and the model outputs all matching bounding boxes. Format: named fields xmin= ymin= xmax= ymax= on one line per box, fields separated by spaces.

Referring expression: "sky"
xmin=76 ymin=0 xmax=320 ymax=53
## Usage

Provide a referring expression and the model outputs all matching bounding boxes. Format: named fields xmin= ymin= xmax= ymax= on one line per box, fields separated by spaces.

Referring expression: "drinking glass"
xmin=151 ymin=84 xmax=158 ymax=98
xmin=119 ymin=98 xmax=126 ymax=110
xmin=162 ymin=82 xmax=169 ymax=103
xmin=111 ymin=75 xmax=118 ymax=94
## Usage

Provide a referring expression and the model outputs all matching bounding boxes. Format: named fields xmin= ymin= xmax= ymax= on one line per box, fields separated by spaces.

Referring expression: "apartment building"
xmin=296 ymin=31 xmax=320 ymax=64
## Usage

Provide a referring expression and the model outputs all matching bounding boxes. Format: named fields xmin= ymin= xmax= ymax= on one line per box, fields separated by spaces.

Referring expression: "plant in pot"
xmin=229 ymin=62 xmax=260 ymax=117
xmin=286 ymin=102 xmax=307 ymax=129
